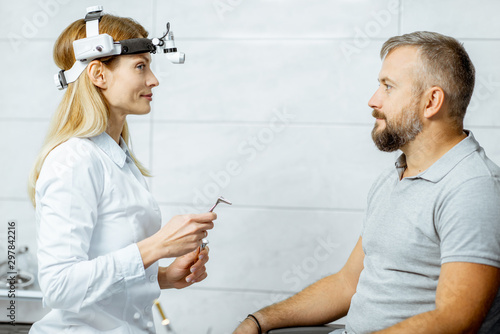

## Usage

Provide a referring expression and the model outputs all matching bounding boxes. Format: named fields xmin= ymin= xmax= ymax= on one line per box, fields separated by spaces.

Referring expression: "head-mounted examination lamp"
xmin=54 ymin=5 xmax=185 ymax=90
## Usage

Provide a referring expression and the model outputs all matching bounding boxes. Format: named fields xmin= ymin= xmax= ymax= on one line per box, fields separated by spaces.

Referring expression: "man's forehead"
xmin=379 ymin=46 xmax=420 ymax=82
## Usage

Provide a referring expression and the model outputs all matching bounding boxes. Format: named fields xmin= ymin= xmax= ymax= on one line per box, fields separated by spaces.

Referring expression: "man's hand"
xmin=232 ymin=237 xmax=365 ymax=333
xmin=158 ymin=246 xmax=210 ymax=289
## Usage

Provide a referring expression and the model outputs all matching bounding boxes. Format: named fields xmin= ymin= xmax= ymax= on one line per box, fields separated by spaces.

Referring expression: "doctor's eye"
xmin=136 ymin=64 xmax=146 ymax=70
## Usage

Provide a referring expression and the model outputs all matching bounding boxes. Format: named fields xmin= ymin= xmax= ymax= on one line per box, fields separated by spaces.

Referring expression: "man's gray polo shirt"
xmin=345 ymin=131 xmax=500 ymax=333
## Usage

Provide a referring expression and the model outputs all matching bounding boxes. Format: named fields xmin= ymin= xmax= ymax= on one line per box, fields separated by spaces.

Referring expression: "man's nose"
xmin=368 ymin=87 xmax=382 ymax=110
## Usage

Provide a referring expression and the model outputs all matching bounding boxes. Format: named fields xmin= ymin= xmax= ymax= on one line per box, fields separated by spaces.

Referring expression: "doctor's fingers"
xmin=167 ymin=213 xmax=215 ymax=232
xmin=198 ymin=246 xmax=209 ymax=260
xmin=186 ymin=212 xmax=217 ymax=223
xmin=163 ymin=217 xmax=213 ymax=240
xmin=186 ymin=266 xmax=208 ymax=284
xmin=191 ymin=251 xmax=210 ymax=271
xmin=190 ymin=221 xmax=214 ymax=235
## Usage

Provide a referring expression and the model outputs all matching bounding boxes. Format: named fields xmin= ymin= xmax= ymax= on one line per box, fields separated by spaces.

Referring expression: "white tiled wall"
xmin=1 ymin=0 xmax=500 ymax=332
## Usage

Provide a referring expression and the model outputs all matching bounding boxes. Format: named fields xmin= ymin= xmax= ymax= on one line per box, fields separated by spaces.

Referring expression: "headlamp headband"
xmin=54 ymin=5 xmax=185 ymax=90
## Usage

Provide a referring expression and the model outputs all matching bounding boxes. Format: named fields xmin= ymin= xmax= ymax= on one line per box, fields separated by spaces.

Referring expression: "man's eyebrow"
xmin=378 ymin=76 xmax=397 ymax=86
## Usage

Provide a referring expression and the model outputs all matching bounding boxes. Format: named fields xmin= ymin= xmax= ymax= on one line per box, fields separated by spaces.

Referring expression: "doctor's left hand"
xmin=158 ymin=246 xmax=210 ymax=289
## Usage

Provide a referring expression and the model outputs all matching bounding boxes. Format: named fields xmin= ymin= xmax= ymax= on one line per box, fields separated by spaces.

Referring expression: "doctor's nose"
xmin=148 ymin=72 xmax=159 ymax=88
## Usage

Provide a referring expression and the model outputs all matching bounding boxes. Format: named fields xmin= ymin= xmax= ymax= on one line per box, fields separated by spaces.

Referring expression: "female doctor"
xmin=27 ymin=11 xmax=215 ymax=333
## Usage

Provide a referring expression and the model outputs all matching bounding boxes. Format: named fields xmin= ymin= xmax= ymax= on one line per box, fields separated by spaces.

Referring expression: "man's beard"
xmin=371 ymin=98 xmax=423 ymax=152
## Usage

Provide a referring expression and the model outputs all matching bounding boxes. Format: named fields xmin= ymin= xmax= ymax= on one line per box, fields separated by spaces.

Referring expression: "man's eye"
xmin=137 ymin=64 xmax=145 ymax=70
xmin=385 ymin=84 xmax=392 ymax=91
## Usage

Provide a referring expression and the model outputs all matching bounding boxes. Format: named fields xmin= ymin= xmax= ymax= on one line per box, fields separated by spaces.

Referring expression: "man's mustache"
xmin=372 ymin=109 xmax=386 ymax=119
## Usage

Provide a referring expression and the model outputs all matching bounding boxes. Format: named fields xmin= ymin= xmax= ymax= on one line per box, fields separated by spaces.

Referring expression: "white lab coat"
xmin=30 ymin=132 xmax=161 ymax=333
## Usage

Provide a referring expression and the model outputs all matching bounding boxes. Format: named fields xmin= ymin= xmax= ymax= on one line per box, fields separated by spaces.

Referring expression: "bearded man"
xmin=233 ymin=31 xmax=500 ymax=334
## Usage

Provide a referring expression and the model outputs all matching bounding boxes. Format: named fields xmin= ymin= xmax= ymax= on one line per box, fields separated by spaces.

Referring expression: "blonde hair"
xmin=28 ymin=14 xmax=151 ymax=206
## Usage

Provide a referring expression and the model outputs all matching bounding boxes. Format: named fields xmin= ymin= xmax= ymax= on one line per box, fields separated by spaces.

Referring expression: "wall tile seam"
xmin=169 ymin=37 xmax=395 ymax=41
xmin=149 ymin=122 xmax=376 ymax=128
xmin=155 ymin=202 xmax=366 ymax=213
xmin=0 ymin=117 xmax=52 ymax=122
xmin=0 ymin=198 xmax=368 ymax=212
xmin=4 ymin=116 xmax=500 ymax=132
xmin=0 ymin=37 xmax=416 ymax=42
xmin=398 ymin=0 xmax=402 ymax=35
xmin=3 ymin=118 xmax=499 ymax=130
xmin=0 ymin=197 xmax=31 ymax=202
xmin=173 ymin=286 xmax=297 ymax=295
xmin=0 ymin=118 xmax=377 ymax=127
xmin=2 ymin=38 xmax=500 ymax=42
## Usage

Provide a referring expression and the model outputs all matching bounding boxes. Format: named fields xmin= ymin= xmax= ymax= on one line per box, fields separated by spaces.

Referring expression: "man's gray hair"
xmin=381 ymin=31 xmax=475 ymax=127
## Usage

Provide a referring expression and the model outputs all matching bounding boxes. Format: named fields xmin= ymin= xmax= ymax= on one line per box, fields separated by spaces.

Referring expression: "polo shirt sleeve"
xmin=437 ymin=176 xmax=500 ymax=268
xmin=35 ymin=140 xmax=147 ymax=313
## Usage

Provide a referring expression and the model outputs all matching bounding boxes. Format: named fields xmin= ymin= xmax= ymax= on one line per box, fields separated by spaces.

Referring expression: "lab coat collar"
xmin=89 ymin=132 xmax=131 ymax=168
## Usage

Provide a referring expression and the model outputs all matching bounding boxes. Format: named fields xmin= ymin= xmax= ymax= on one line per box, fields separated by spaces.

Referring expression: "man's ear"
xmin=87 ymin=60 xmax=107 ymax=89
xmin=423 ymin=86 xmax=445 ymax=119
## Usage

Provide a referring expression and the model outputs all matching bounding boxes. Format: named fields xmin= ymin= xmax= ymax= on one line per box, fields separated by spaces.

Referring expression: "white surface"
xmin=401 ymin=0 xmax=500 ymax=38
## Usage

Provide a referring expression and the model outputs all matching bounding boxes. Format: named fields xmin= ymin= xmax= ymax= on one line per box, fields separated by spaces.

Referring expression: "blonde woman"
xmin=28 ymin=10 xmax=215 ymax=333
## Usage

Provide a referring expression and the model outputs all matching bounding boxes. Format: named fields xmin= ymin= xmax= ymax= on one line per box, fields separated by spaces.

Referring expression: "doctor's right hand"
xmin=137 ymin=213 xmax=216 ymax=269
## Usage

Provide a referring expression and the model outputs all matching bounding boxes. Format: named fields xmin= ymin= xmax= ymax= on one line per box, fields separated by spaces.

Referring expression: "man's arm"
xmin=375 ymin=262 xmax=500 ymax=334
xmin=233 ymin=237 xmax=365 ymax=334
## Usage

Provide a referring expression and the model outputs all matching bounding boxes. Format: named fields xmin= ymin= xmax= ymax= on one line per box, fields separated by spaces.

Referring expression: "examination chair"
xmin=267 ymin=324 xmax=344 ymax=333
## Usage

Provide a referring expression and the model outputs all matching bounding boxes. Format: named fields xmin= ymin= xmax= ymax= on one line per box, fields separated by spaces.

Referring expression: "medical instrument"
xmin=54 ymin=5 xmax=185 ymax=90
xmin=209 ymin=196 xmax=232 ymax=212
xmin=201 ymin=196 xmax=232 ymax=249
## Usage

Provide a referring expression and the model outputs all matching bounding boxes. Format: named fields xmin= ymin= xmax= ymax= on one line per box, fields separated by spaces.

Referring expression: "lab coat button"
xmin=149 ymin=274 xmax=156 ymax=282
xmin=133 ymin=312 xmax=141 ymax=320
xmin=147 ymin=321 xmax=154 ymax=328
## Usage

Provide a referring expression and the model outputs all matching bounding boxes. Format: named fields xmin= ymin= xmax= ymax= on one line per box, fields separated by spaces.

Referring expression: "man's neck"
xmin=401 ymin=127 xmax=467 ymax=178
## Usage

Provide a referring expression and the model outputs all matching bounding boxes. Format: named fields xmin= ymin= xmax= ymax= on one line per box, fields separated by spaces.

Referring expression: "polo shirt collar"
xmin=395 ymin=130 xmax=480 ymax=183
xmin=89 ymin=132 xmax=132 ymax=168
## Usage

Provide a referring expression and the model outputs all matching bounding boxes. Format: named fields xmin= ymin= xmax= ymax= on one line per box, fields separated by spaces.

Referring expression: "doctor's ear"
xmin=87 ymin=60 xmax=108 ymax=89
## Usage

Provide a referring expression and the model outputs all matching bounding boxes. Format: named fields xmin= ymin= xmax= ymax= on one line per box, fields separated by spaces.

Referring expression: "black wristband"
xmin=247 ymin=314 xmax=262 ymax=334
